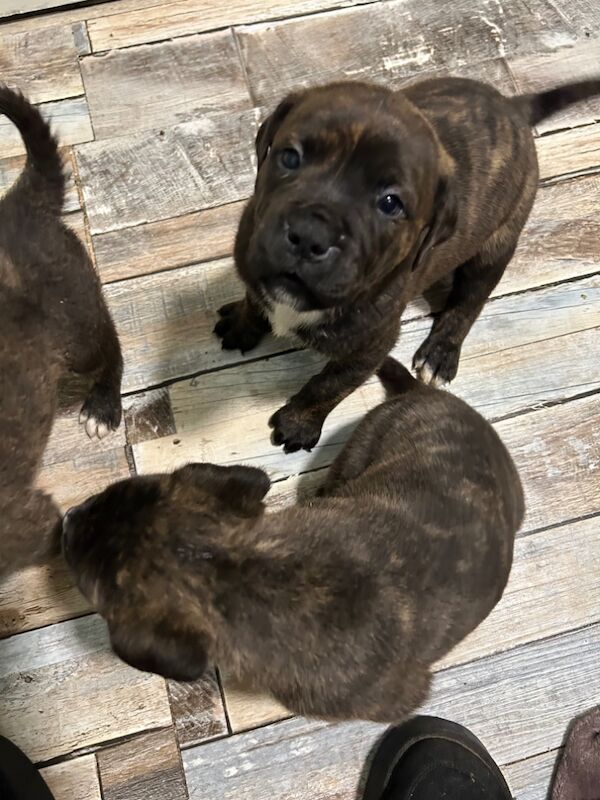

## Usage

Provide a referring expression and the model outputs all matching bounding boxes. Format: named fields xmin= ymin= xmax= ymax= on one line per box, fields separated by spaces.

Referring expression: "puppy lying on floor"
xmin=63 ymin=358 xmax=523 ymax=723
xmin=0 ymin=86 xmax=123 ymax=577
xmin=215 ymin=75 xmax=600 ymax=453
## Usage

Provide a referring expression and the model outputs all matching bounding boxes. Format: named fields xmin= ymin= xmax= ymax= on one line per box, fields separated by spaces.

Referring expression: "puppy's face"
xmin=241 ymin=82 xmax=456 ymax=312
xmin=62 ymin=463 xmax=270 ymax=681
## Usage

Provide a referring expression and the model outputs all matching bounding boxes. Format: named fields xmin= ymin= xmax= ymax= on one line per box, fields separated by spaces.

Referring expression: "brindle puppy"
xmin=63 ymin=358 xmax=523 ymax=723
xmin=215 ymin=77 xmax=600 ymax=453
xmin=0 ymin=86 xmax=123 ymax=577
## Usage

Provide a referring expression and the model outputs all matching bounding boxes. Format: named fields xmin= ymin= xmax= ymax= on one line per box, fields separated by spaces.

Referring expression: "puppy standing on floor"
xmin=215 ymin=75 xmax=600 ymax=453
xmin=0 ymin=86 xmax=123 ymax=577
xmin=63 ymin=358 xmax=523 ymax=723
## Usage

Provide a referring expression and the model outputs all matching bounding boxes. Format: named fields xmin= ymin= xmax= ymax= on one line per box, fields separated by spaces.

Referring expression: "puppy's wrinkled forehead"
xmin=273 ymin=84 xmax=436 ymax=188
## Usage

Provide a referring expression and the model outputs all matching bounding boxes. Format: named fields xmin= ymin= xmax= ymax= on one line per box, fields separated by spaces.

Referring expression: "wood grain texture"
xmin=104 ymin=257 xmax=287 ymax=393
xmin=0 ymin=96 xmax=93 ymax=158
xmin=221 ymin=673 xmax=291 ymax=732
xmin=0 ymin=558 xmax=90 ymax=639
xmin=502 ymin=173 xmax=600 ymax=294
xmin=94 ymin=168 xmax=600 ymax=290
xmin=0 ymin=24 xmax=83 ymax=103
xmin=36 ymin=407 xmax=129 ymax=513
xmin=167 ymin=670 xmax=228 ymax=747
xmin=97 ymin=730 xmax=188 ymax=800
xmin=0 ymin=614 xmax=171 ymax=763
xmin=495 ymin=394 xmax=600 ymax=533
xmin=131 ymin=276 xmax=600 ymax=485
xmin=548 ymin=0 xmax=600 ymax=37
xmin=423 ymin=624 xmax=600 ymax=765
xmin=538 ymin=122 xmax=600 ymax=181
xmin=237 ymin=0 xmax=575 ymax=107
xmin=86 ymin=0 xmax=382 ymax=51
xmin=41 ymin=755 xmax=101 ymax=800
xmin=504 ymin=749 xmax=559 ymax=800
xmin=36 ymin=445 xmax=130 ymax=514
xmin=109 ymin=218 xmax=598 ymax=402
xmin=186 ymin=624 xmax=600 ymax=798
xmin=508 ymin=40 xmax=600 ymax=134
xmin=93 ymin=202 xmax=244 ymax=284
xmin=124 ymin=388 xmax=177 ymax=446
xmin=0 ymin=150 xmax=80 ymax=212
xmin=75 ymin=108 xmax=258 ymax=234
xmin=81 ymin=31 xmax=251 ymax=140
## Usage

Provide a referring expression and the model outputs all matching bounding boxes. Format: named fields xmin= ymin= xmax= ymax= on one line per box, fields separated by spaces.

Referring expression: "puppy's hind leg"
xmin=413 ymin=232 xmax=517 ymax=387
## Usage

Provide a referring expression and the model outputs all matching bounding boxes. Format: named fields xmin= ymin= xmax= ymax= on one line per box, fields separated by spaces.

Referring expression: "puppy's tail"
xmin=376 ymin=357 xmax=419 ymax=396
xmin=0 ymin=84 xmax=64 ymax=212
xmin=512 ymin=79 xmax=600 ymax=127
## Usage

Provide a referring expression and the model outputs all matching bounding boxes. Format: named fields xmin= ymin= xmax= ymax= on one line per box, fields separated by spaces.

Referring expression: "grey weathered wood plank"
xmin=504 ymin=749 xmax=559 ymax=800
xmin=502 ymin=172 xmax=600 ymax=294
xmin=0 ymin=558 xmax=90 ymax=640
xmin=237 ymin=0 xmax=575 ymax=107
xmin=86 ymin=0 xmax=384 ymax=52
xmin=0 ymin=614 xmax=171 ymax=763
xmin=97 ymin=730 xmax=188 ymax=800
xmin=41 ymin=754 xmax=102 ymax=800
xmin=94 ymin=167 xmax=599 ymax=290
xmin=0 ymin=0 xmax=201 ymax=33
xmin=105 ymin=257 xmax=287 ymax=394
xmin=75 ymin=108 xmax=258 ymax=234
xmin=167 ymin=671 xmax=228 ymax=747
xmin=538 ymin=122 xmax=600 ymax=181
xmin=0 ymin=97 xmax=93 ymax=159
xmin=131 ymin=276 xmax=599 ymax=488
xmin=508 ymin=40 xmax=600 ymax=134
xmin=81 ymin=31 xmax=251 ymax=140
xmin=93 ymin=202 xmax=244 ymax=284
xmin=185 ymin=625 xmax=600 ymax=798
xmin=548 ymin=0 xmax=600 ymax=38
xmin=0 ymin=24 xmax=84 ymax=104
xmin=495 ymin=394 xmax=599 ymax=533
xmin=107 ymin=215 xmax=598 ymax=395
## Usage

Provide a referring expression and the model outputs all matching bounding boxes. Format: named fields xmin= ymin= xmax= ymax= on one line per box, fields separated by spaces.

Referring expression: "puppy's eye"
xmin=280 ymin=147 xmax=301 ymax=170
xmin=377 ymin=193 xmax=406 ymax=218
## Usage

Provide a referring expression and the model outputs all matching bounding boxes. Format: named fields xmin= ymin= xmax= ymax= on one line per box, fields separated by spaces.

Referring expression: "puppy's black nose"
xmin=285 ymin=207 xmax=339 ymax=263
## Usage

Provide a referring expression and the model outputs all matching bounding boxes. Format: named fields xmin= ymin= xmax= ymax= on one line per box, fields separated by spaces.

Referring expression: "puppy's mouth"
xmin=261 ymin=273 xmax=323 ymax=311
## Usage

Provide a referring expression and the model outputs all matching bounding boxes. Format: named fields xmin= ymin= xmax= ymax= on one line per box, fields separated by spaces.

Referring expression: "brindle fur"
xmin=0 ymin=86 xmax=123 ymax=577
xmin=63 ymin=358 xmax=523 ymax=723
xmin=214 ymin=76 xmax=600 ymax=453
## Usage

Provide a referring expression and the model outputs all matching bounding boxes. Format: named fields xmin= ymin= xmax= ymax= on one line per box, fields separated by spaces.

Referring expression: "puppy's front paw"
xmin=213 ymin=301 xmax=266 ymax=354
xmin=413 ymin=337 xmax=461 ymax=387
xmin=268 ymin=404 xmax=323 ymax=454
xmin=80 ymin=383 xmax=122 ymax=440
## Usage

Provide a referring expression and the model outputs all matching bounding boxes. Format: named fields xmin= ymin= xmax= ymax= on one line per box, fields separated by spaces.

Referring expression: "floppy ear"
xmin=180 ymin=463 xmax=271 ymax=517
xmin=255 ymin=92 xmax=303 ymax=168
xmin=109 ymin=616 xmax=211 ymax=682
xmin=214 ymin=465 xmax=271 ymax=516
xmin=412 ymin=173 xmax=458 ymax=271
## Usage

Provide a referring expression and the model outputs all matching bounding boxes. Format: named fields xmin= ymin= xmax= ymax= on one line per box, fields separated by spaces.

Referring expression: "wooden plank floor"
xmin=0 ymin=2 xmax=599 ymax=799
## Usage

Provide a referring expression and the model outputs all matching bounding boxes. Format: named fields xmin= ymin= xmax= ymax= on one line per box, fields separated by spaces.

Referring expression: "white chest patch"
xmin=266 ymin=301 xmax=325 ymax=340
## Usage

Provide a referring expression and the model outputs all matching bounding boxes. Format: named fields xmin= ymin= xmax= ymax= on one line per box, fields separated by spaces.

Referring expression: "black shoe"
xmin=0 ymin=737 xmax=55 ymax=800
xmin=362 ymin=716 xmax=512 ymax=800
